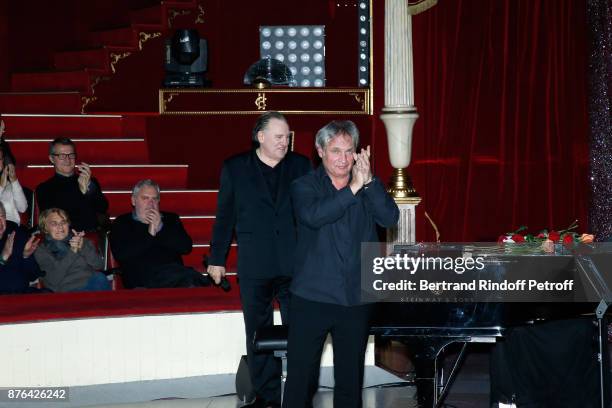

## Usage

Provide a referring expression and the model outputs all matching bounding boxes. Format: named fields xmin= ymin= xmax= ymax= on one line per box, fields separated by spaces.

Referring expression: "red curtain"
xmin=392 ymin=0 xmax=591 ymax=241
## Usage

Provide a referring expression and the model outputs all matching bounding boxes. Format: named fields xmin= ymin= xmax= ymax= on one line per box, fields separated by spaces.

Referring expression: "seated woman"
xmin=34 ymin=208 xmax=110 ymax=292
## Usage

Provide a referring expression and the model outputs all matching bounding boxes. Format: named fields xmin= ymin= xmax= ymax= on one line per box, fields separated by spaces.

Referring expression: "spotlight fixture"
xmin=163 ymin=29 xmax=211 ymax=88
xmin=260 ymin=25 xmax=326 ymax=88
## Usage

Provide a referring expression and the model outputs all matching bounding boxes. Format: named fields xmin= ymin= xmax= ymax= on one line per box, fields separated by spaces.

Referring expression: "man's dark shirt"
xmin=0 ymin=221 xmax=42 ymax=294
xmin=256 ymin=154 xmax=282 ymax=202
xmin=290 ymin=165 xmax=399 ymax=306
xmin=36 ymin=173 xmax=108 ymax=232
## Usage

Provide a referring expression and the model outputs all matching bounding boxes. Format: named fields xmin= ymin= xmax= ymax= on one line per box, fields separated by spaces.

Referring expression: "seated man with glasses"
xmin=36 ymin=137 xmax=109 ymax=232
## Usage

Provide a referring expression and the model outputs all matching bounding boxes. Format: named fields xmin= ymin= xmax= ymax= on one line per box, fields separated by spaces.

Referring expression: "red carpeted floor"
xmin=0 ymin=277 xmax=242 ymax=324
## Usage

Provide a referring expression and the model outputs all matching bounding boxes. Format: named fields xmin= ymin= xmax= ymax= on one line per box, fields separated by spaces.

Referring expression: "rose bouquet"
xmin=497 ymin=220 xmax=594 ymax=254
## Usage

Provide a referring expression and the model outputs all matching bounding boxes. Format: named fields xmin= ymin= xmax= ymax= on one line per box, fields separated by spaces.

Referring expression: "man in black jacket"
xmin=282 ymin=120 xmax=399 ymax=408
xmin=36 ymin=137 xmax=108 ymax=232
xmin=208 ymin=111 xmax=311 ymax=408
xmin=110 ymin=179 xmax=205 ymax=289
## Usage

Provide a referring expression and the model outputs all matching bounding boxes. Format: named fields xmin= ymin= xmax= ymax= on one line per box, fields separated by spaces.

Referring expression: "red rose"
xmin=511 ymin=234 xmax=525 ymax=243
xmin=497 ymin=235 xmax=507 ymax=244
xmin=548 ymin=231 xmax=560 ymax=242
xmin=562 ymin=234 xmax=574 ymax=245
xmin=536 ymin=233 xmax=546 ymax=239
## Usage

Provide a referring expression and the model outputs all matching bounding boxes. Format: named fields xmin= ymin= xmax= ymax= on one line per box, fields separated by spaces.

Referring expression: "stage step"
xmin=185 ymin=244 xmax=237 ymax=273
xmin=129 ymin=5 xmax=162 ymax=25
xmin=21 ymin=164 xmax=189 ymax=190
xmin=181 ymin=216 xmax=215 ymax=244
xmin=0 ymin=92 xmax=82 ymax=114
xmin=105 ymin=190 xmax=218 ymax=216
xmin=53 ymin=47 xmax=136 ymax=72
xmin=0 ymin=114 xmax=126 ymax=138
xmin=6 ymin=139 xmax=149 ymax=164
xmin=88 ymin=27 xmax=139 ymax=48
xmin=11 ymin=70 xmax=96 ymax=94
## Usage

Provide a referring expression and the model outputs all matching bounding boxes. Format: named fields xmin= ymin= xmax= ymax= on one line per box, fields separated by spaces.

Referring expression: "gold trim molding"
xmin=195 ymin=4 xmax=205 ymax=24
xmin=159 ymin=88 xmax=372 ymax=115
xmin=138 ymin=31 xmax=161 ymax=51
xmin=168 ymin=9 xmax=191 ymax=28
xmin=110 ymin=52 xmax=131 ymax=74
xmin=408 ymin=0 xmax=437 ymax=15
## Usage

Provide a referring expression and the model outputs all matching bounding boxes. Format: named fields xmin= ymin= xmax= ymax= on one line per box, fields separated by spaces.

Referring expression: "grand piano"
xmin=368 ymin=244 xmax=612 ymax=408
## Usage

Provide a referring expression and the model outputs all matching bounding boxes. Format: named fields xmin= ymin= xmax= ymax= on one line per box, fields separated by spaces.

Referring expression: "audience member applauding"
xmin=110 ymin=179 xmax=208 ymax=289
xmin=0 ymin=122 xmax=27 ymax=224
xmin=0 ymin=202 xmax=43 ymax=295
xmin=36 ymin=137 xmax=109 ymax=232
xmin=34 ymin=208 xmax=109 ymax=292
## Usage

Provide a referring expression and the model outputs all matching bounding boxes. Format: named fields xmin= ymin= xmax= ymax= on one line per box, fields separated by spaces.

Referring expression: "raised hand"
xmin=6 ymin=164 xmax=17 ymax=183
xmin=349 ymin=145 xmax=372 ymax=194
xmin=0 ymin=166 xmax=8 ymax=187
xmin=23 ymin=233 xmax=40 ymax=258
xmin=77 ymin=162 xmax=92 ymax=194
xmin=69 ymin=230 xmax=85 ymax=253
xmin=359 ymin=145 xmax=372 ymax=184
xmin=146 ymin=209 xmax=162 ymax=236
xmin=1 ymin=231 xmax=15 ymax=262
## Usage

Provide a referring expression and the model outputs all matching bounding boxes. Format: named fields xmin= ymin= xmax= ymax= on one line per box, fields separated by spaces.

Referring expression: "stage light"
xmin=163 ymin=28 xmax=210 ymax=87
xmin=244 ymin=56 xmax=295 ymax=87
xmin=260 ymin=25 xmax=326 ymax=87
xmin=357 ymin=1 xmax=371 ymax=87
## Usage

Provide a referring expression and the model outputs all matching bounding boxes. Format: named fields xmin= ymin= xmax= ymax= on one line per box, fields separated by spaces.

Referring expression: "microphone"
xmin=202 ymin=255 xmax=232 ymax=292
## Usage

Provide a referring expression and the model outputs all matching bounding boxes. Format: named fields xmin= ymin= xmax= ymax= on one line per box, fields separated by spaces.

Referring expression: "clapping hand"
xmin=23 ymin=233 xmax=40 ymax=258
xmin=350 ymin=145 xmax=373 ymax=194
xmin=6 ymin=164 xmax=17 ymax=183
xmin=77 ymin=163 xmax=92 ymax=194
xmin=69 ymin=230 xmax=85 ymax=253
xmin=1 ymin=231 xmax=15 ymax=262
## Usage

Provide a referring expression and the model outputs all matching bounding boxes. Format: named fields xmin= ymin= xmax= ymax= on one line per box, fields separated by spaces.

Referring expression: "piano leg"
xmin=400 ymin=337 xmax=470 ymax=408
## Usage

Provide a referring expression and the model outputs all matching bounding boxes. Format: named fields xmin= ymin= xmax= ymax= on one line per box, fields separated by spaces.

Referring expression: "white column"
xmin=384 ymin=0 xmax=415 ymax=109
xmin=381 ymin=0 xmax=421 ymax=245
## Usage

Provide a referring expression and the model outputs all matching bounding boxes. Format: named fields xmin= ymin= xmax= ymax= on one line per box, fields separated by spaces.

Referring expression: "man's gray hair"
xmin=252 ymin=111 xmax=288 ymax=143
xmin=315 ymin=120 xmax=359 ymax=150
xmin=132 ymin=179 xmax=160 ymax=199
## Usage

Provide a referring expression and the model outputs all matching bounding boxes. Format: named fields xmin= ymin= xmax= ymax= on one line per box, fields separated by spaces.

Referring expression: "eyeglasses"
xmin=48 ymin=221 xmax=68 ymax=228
xmin=52 ymin=153 xmax=77 ymax=160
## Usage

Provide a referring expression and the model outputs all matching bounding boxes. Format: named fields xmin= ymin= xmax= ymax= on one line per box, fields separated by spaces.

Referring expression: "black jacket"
xmin=290 ymin=166 xmax=400 ymax=306
xmin=209 ymin=150 xmax=311 ymax=279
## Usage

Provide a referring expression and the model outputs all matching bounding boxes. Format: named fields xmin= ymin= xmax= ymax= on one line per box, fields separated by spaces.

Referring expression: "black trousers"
xmin=240 ymin=276 xmax=291 ymax=404
xmin=282 ymin=295 xmax=372 ymax=408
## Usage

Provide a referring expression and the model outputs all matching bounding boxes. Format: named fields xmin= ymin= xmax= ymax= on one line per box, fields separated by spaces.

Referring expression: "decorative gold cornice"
xmin=81 ymin=96 xmax=98 ymax=114
xmin=195 ymin=4 xmax=205 ymax=24
xmin=109 ymin=52 xmax=131 ymax=74
xmin=160 ymin=92 xmax=179 ymax=112
xmin=349 ymin=92 xmax=365 ymax=111
xmin=407 ymin=0 xmax=437 ymax=15
xmin=138 ymin=31 xmax=161 ymax=51
xmin=168 ymin=9 xmax=191 ymax=29
xmin=159 ymin=88 xmax=372 ymax=115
